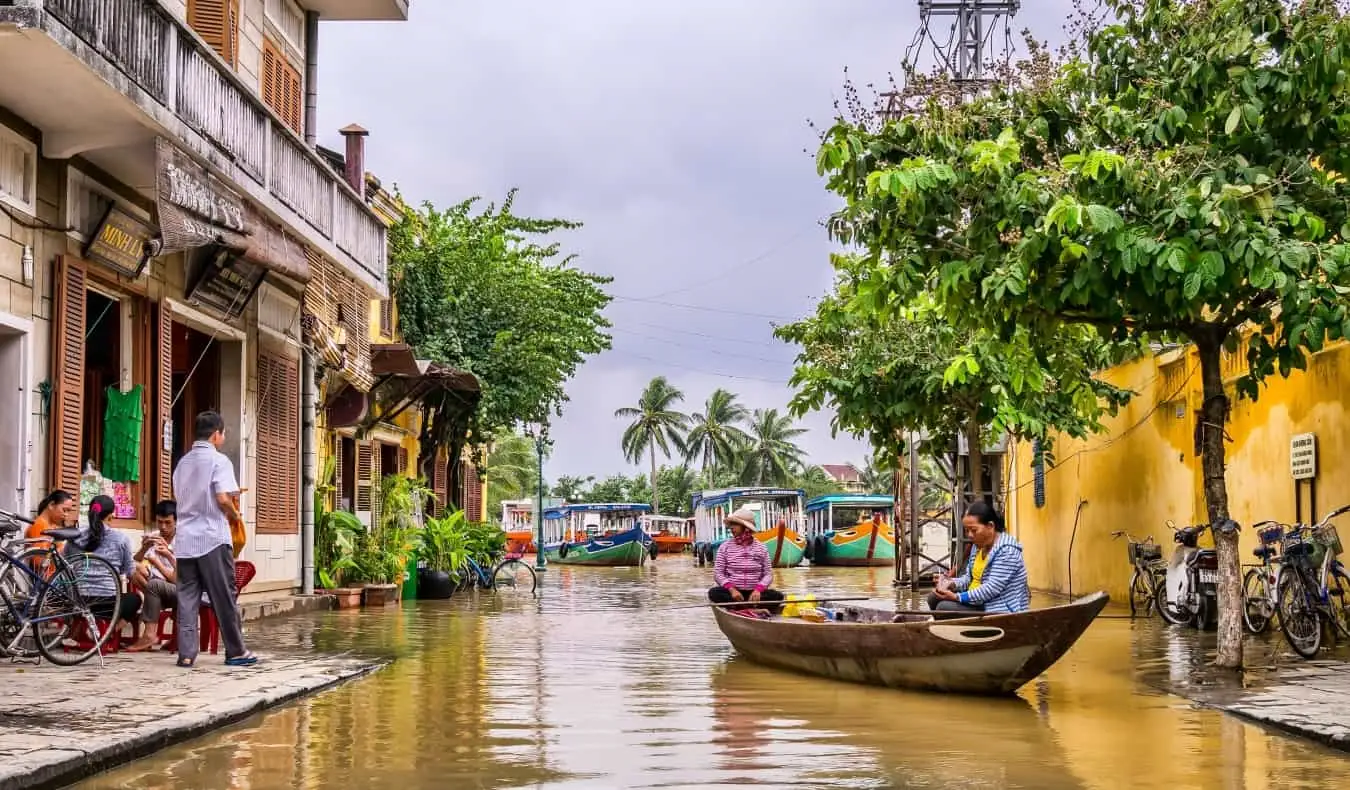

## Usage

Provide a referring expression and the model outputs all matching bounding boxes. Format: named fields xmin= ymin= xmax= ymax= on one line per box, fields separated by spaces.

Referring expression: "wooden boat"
xmin=711 ymin=592 xmax=1109 ymax=695
xmin=541 ymin=504 xmax=653 ymax=566
xmin=691 ymin=487 xmax=807 ymax=568
xmin=642 ymin=514 xmax=693 ymax=554
xmin=804 ymin=494 xmax=896 ymax=567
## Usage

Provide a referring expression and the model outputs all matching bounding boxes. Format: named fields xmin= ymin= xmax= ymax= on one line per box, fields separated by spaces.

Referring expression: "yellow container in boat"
xmin=799 ymin=610 xmax=826 ymax=623
xmin=781 ymin=594 xmax=817 ymax=618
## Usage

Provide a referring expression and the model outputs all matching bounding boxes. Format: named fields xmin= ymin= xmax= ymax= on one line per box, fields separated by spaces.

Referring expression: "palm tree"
xmin=484 ymin=430 xmax=536 ymax=498
xmin=551 ymin=475 xmax=593 ymax=502
xmin=860 ymin=456 xmax=893 ymax=495
xmin=684 ymin=388 xmax=751 ymax=473
xmin=794 ymin=464 xmax=842 ymax=499
xmin=656 ymin=464 xmax=699 ymax=516
xmin=616 ymin=376 xmax=688 ymax=511
xmin=739 ymin=408 xmax=807 ymax=487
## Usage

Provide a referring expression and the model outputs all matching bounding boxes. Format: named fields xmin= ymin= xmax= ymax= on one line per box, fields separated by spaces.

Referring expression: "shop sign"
xmin=187 ymin=247 xmax=267 ymax=322
xmin=83 ymin=204 xmax=156 ymax=278
xmin=155 ymin=138 xmax=247 ymax=254
xmin=1290 ymin=432 xmax=1317 ymax=480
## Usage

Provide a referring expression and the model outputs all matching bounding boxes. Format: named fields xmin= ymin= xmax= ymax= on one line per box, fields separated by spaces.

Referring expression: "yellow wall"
xmin=1010 ymin=341 xmax=1350 ymax=603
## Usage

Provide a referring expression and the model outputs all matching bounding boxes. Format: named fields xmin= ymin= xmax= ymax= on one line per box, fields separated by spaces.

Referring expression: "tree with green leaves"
xmin=484 ymin=429 xmax=541 ymax=522
xmin=551 ymin=475 xmax=594 ymax=502
xmin=390 ymin=191 xmax=612 ymax=509
xmin=815 ymin=0 xmax=1350 ymax=667
xmin=684 ymin=388 xmax=751 ymax=474
xmin=654 ymin=465 xmax=699 ymax=517
xmin=738 ymin=408 xmax=807 ymax=487
xmin=616 ymin=376 xmax=689 ymax=512
xmin=794 ymin=465 xmax=844 ymax=500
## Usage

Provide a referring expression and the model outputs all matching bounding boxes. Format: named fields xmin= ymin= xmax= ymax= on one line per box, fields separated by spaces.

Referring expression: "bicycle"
xmin=0 ymin=510 xmax=122 ymax=666
xmin=1241 ymin=519 xmax=1288 ymax=634
xmin=460 ymin=554 xmax=538 ymax=596
xmin=1276 ymin=504 xmax=1350 ymax=658
xmin=1112 ymin=530 xmax=1166 ymax=617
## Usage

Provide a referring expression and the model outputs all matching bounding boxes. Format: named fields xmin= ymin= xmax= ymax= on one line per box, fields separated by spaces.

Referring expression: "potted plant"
xmin=418 ymin=511 xmax=470 ymax=599
xmin=354 ymin=474 xmax=430 ymax=607
xmin=314 ymin=457 xmax=364 ymax=608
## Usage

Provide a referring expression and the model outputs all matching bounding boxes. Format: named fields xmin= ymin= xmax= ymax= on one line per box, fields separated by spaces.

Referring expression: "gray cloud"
xmin=315 ymin=1 xmax=1068 ymax=479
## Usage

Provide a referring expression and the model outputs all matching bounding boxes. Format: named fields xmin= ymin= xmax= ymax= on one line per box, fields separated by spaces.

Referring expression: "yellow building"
xmin=1009 ymin=340 xmax=1348 ymax=603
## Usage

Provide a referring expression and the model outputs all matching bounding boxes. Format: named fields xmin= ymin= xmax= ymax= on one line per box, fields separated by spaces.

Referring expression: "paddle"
xmin=662 ymin=595 xmax=878 ymax=612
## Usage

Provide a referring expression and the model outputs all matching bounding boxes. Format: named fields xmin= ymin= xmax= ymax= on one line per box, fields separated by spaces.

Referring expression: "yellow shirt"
xmin=970 ymin=549 xmax=989 ymax=592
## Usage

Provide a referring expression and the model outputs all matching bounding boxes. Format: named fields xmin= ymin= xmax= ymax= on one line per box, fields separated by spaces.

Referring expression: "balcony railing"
xmin=42 ymin=0 xmax=386 ymax=288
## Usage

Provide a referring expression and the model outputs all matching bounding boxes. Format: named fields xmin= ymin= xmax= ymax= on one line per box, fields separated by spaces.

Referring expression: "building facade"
xmin=0 ymin=0 xmax=408 ymax=596
xmin=1009 ymin=339 xmax=1350 ymax=605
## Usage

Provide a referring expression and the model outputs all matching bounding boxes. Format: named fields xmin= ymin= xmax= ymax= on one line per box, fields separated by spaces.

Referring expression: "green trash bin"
xmin=401 ymin=549 xmax=419 ymax=601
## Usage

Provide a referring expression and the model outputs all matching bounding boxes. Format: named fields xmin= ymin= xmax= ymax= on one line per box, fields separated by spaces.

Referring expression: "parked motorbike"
xmin=1156 ymin=520 xmax=1218 ymax=630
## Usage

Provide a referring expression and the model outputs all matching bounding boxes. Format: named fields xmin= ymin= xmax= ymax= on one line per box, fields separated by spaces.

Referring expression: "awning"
xmin=326 ymin=352 xmax=479 ymax=429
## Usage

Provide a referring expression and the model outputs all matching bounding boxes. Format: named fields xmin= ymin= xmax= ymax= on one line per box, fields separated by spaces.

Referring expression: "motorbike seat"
xmin=1252 ymin=545 xmax=1276 ymax=560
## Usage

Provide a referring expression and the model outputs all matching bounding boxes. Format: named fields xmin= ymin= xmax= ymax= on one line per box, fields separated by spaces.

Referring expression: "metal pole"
xmin=300 ymin=348 xmax=316 ymax=595
xmin=534 ymin=434 xmax=547 ymax=572
xmin=909 ymin=433 xmax=920 ymax=591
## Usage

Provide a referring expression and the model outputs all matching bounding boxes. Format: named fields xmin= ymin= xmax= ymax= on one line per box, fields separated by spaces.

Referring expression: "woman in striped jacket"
xmin=708 ymin=508 xmax=785 ymax=608
xmin=929 ymin=501 xmax=1030 ymax=615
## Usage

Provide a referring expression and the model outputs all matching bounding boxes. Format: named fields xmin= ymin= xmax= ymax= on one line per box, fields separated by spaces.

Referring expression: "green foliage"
xmin=485 ymin=428 xmax=544 ymax=521
xmin=348 ymin=474 xmax=430 ymax=585
xmin=816 ymin=0 xmax=1350 ymax=667
xmin=738 ymin=408 xmax=808 ymax=487
xmin=653 ymin=465 xmax=698 ymax=517
xmin=315 ymin=454 xmax=361 ymax=589
xmin=683 ymin=389 xmax=751 ymax=473
xmin=793 ymin=465 xmax=844 ymax=500
xmin=616 ymin=376 xmax=689 ymax=510
xmin=419 ymin=509 xmax=507 ymax=576
xmin=580 ymin=474 xmax=639 ymax=504
xmin=551 ymin=475 xmax=594 ymax=501
xmin=776 ymin=272 xmax=1132 ymax=470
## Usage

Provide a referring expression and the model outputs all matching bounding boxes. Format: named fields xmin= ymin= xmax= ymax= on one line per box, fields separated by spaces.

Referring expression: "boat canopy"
xmin=542 ymin=503 xmax=652 ymax=544
xmin=691 ymin=487 xmax=805 ymax=544
xmin=804 ymin=494 xmax=895 ymax=513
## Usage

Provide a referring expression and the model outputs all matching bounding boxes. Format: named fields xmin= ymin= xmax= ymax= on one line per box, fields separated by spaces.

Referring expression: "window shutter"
xmin=262 ymin=38 xmax=303 ymax=134
xmin=332 ymin=434 xmax=344 ymax=511
xmin=188 ymin=0 xmax=239 ymax=66
xmin=256 ymin=349 xmax=300 ymax=534
xmin=379 ymin=300 xmax=393 ymax=337
xmin=396 ymin=447 xmax=408 ymax=476
xmin=370 ymin=444 xmax=384 ymax=530
xmin=155 ymin=301 xmax=174 ymax=502
xmin=461 ymin=463 xmax=482 ymax=522
xmin=355 ymin=442 xmax=374 ymax=516
xmin=432 ymin=452 xmax=448 ymax=517
xmin=50 ymin=257 xmax=87 ymax=495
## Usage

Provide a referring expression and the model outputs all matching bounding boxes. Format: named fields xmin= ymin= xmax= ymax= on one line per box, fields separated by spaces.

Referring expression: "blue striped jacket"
xmin=951 ymin=532 xmax=1031 ymax=614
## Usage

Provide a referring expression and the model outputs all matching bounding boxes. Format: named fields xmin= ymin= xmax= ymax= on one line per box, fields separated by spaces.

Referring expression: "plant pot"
xmin=418 ymin=568 xmax=456 ymax=600
xmin=363 ymin=583 xmax=401 ymax=607
xmin=322 ymin=587 xmax=365 ymax=609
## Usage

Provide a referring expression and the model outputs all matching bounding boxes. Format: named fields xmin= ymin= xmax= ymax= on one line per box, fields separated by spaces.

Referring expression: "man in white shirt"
xmin=172 ymin=410 xmax=256 ymax=667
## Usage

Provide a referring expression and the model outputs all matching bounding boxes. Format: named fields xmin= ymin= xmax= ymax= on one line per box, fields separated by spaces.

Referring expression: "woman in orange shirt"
xmin=27 ymin=490 xmax=76 ymax=550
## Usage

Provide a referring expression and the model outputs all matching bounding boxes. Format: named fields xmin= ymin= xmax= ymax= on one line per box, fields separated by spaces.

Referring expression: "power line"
xmin=635 ymin=229 xmax=816 ymax=300
xmin=608 ymin=294 xmax=806 ymax=322
xmin=619 ymin=329 xmax=795 ymax=365
xmin=621 ymin=319 xmax=789 ymax=348
xmin=605 ymin=349 xmax=791 ymax=385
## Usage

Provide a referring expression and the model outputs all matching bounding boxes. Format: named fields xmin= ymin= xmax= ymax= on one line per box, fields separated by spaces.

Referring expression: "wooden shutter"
xmin=331 ymin=434 xmax=343 ymax=511
xmin=188 ymin=0 xmax=239 ymax=67
xmin=256 ymin=349 xmax=300 ymax=534
xmin=50 ymin=257 xmax=87 ymax=496
xmin=379 ymin=300 xmax=393 ymax=337
xmin=369 ymin=444 xmax=384 ymax=530
xmin=432 ymin=452 xmax=448 ymax=517
xmin=155 ymin=302 xmax=174 ymax=502
xmin=262 ymin=38 xmax=303 ymax=134
xmin=396 ymin=447 xmax=408 ymax=476
xmin=355 ymin=441 xmax=374 ymax=517
xmin=461 ymin=463 xmax=482 ymax=522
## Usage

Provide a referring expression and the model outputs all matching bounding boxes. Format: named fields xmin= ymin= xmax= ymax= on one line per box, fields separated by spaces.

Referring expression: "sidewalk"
xmin=0 ymin=648 xmax=381 ymax=790
xmin=1213 ymin=660 xmax=1350 ymax=751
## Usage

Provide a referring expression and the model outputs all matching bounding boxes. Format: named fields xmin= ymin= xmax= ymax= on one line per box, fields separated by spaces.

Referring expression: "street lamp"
xmin=527 ymin=422 xmax=551 ymax=572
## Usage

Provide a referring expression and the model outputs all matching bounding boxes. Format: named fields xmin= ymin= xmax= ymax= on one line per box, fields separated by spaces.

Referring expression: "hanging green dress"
xmin=102 ymin=384 xmax=144 ymax=483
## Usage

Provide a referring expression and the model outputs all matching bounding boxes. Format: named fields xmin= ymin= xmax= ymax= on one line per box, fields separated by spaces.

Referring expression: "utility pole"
xmin=881 ymin=0 xmax=1021 ymax=120
xmin=532 ymin=424 xmax=550 ymax=573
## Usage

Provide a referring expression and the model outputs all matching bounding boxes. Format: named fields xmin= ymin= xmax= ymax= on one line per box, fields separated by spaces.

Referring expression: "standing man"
xmin=172 ymin=410 xmax=257 ymax=667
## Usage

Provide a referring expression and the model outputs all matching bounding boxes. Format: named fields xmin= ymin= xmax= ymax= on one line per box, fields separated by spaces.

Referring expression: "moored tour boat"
xmin=690 ymin=487 xmax=807 ymax=568
xmin=541 ymin=503 xmax=654 ymax=566
xmin=710 ymin=592 xmax=1109 ymax=695
xmin=642 ymin=514 xmax=694 ymax=554
xmin=804 ymin=494 xmax=897 ymax=567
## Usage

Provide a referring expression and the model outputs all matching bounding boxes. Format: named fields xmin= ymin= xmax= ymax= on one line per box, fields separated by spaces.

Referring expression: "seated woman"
xmin=26 ymin=489 xmax=77 ymax=561
xmin=707 ymin=508 xmax=785 ymax=608
xmin=65 ymin=495 xmax=142 ymax=629
xmin=927 ymin=501 xmax=1030 ymax=615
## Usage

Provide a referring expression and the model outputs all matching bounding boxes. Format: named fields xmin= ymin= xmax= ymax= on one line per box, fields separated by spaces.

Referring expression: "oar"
xmin=661 ymin=595 xmax=878 ymax=612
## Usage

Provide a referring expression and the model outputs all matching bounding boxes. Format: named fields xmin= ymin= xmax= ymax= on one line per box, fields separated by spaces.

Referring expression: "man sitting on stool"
xmin=707 ymin=508 xmax=785 ymax=609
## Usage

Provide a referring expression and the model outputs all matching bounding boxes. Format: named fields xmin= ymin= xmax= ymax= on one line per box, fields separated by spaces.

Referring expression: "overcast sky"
xmin=317 ymin=1 xmax=1060 ymax=480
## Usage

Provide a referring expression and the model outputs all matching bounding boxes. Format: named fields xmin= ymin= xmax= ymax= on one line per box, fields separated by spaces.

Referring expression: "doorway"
xmin=82 ymin=290 xmax=121 ymax=475
xmin=0 ymin=327 xmax=24 ymax=512
xmin=170 ymin=321 xmax=221 ymax=465
xmin=339 ymin=436 xmax=356 ymax=512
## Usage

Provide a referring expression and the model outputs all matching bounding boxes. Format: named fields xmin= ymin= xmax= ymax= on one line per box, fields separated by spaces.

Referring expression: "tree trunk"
xmin=1195 ymin=334 xmax=1242 ymax=668
xmin=649 ymin=436 xmax=660 ymax=513
xmin=966 ymin=418 xmax=984 ymax=505
xmin=893 ymin=435 xmax=907 ymax=587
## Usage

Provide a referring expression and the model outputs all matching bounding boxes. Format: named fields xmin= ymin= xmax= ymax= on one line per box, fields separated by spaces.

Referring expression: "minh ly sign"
xmin=83 ymin=205 xmax=157 ymax=278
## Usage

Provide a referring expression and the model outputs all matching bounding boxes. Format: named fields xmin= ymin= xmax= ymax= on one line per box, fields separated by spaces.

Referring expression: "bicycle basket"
xmin=1283 ymin=539 xmax=1323 ymax=570
xmin=1128 ymin=541 xmax=1162 ymax=564
xmin=1257 ymin=525 xmax=1284 ymax=546
xmin=1313 ymin=524 xmax=1343 ymax=557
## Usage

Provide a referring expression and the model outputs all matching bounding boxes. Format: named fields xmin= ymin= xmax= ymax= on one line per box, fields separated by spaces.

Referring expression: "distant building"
xmin=820 ymin=464 xmax=866 ymax=494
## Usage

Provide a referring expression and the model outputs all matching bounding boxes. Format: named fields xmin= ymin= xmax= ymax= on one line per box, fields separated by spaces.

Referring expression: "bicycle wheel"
xmin=1242 ymin=567 xmax=1274 ymax=634
xmin=1277 ymin=565 xmax=1321 ymax=658
xmin=1327 ymin=565 xmax=1350 ymax=640
xmin=0 ymin=548 xmax=58 ymax=658
xmin=1128 ymin=570 xmax=1147 ymax=617
xmin=35 ymin=554 xmax=120 ymax=667
xmin=492 ymin=558 xmax=538 ymax=596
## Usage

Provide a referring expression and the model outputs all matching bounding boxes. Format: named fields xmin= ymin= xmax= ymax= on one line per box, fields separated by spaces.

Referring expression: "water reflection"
xmin=73 ymin=559 xmax=1350 ymax=789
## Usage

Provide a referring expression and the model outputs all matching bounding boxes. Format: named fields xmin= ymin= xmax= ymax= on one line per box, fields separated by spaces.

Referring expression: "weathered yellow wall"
xmin=1010 ymin=341 xmax=1350 ymax=603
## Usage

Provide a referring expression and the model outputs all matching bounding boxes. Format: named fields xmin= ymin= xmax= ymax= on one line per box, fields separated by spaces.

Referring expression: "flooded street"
xmin=74 ymin=559 xmax=1350 ymax=789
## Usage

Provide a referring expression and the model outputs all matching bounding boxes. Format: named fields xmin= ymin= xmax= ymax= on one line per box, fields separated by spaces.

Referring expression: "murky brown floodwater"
xmin=73 ymin=560 xmax=1350 ymax=789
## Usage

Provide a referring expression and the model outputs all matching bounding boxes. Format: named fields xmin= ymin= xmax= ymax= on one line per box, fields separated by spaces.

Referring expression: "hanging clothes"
xmin=102 ymin=384 xmax=144 ymax=482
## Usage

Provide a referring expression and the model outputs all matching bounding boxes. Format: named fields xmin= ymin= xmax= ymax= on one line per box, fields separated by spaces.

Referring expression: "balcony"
xmin=300 ymin=0 xmax=410 ymax=22
xmin=0 ymin=0 xmax=387 ymax=294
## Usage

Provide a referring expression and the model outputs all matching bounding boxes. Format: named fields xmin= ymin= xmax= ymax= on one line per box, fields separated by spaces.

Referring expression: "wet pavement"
xmin=30 ymin=560 xmax=1350 ymax=788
